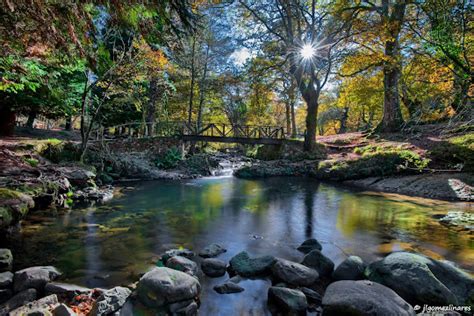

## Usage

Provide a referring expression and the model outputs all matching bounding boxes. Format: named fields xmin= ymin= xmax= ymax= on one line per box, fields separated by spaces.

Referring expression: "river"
xmin=2 ymin=176 xmax=473 ymax=315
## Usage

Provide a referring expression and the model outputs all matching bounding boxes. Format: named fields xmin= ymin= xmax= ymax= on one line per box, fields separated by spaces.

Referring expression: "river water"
xmin=3 ymin=176 xmax=473 ymax=315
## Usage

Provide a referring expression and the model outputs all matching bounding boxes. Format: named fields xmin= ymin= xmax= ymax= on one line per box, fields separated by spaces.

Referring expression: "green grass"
xmin=24 ymin=157 xmax=39 ymax=167
xmin=430 ymin=133 xmax=474 ymax=172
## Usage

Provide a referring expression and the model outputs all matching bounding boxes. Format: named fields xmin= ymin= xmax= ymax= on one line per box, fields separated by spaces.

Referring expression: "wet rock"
xmin=9 ymin=294 xmax=59 ymax=316
xmin=198 ymin=243 xmax=227 ymax=258
xmin=201 ymin=258 xmax=227 ymax=277
xmin=161 ymin=248 xmax=195 ymax=264
xmin=0 ymin=288 xmax=12 ymax=304
xmin=169 ymin=299 xmax=194 ymax=313
xmin=165 ymin=256 xmax=198 ymax=277
xmin=438 ymin=211 xmax=474 ymax=231
xmin=322 ymin=280 xmax=415 ymax=316
xmin=174 ymin=301 xmax=198 ymax=315
xmin=214 ymin=282 xmax=244 ymax=294
xmin=228 ymin=275 xmax=242 ymax=284
xmin=228 ymin=251 xmax=276 ymax=277
xmin=90 ymin=286 xmax=131 ymax=316
xmin=301 ymin=250 xmax=334 ymax=277
xmin=267 ymin=286 xmax=307 ymax=314
xmin=271 ymin=258 xmax=319 ymax=286
xmin=13 ymin=266 xmax=62 ymax=292
xmin=297 ymin=238 xmax=322 ymax=254
xmin=137 ymin=267 xmax=200 ymax=308
xmin=44 ymin=282 xmax=91 ymax=299
xmin=332 ymin=256 xmax=366 ymax=281
xmin=52 ymin=303 xmax=76 ymax=316
xmin=60 ymin=167 xmax=95 ymax=188
xmin=0 ymin=288 xmax=37 ymax=314
xmin=0 ymin=249 xmax=13 ymax=272
xmin=300 ymin=287 xmax=322 ymax=305
xmin=0 ymin=190 xmax=34 ymax=229
xmin=0 ymin=271 xmax=13 ymax=288
xmin=365 ymin=252 xmax=474 ymax=306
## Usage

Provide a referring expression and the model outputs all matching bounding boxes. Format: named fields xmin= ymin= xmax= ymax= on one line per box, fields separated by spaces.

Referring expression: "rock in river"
xmin=165 ymin=255 xmax=198 ymax=277
xmin=199 ymin=243 xmax=227 ymax=258
xmin=365 ymin=252 xmax=474 ymax=306
xmin=228 ymin=251 xmax=276 ymax=277
xmin=0 ymin=271 xmax=13 ymax=288
xmin=267 ymin=287 xmax=307 ymax=314
xmin=0 ymin=249 xmax=13 ymax=272
xmin=90 ymin=286 xmax=131 ymax=316
xmin=0 ymin=289 xmax=37 ymax=314
xmin=13 ymin=266 xmax=61 ymax=293
xmin=44 ymin=282 xmax=91 ymax=299
xmin=271 ymin=258 xmax=319 ymax=287
xmin=214 ymin=282 xmax=244 ymax=294
xmin=161 ymin=248 xmax=195 ymax=264
xmin=332 ymin=256 xmax=366 ymax=281
xmin=9 ymin=294 xmax=59 ymax=316
xmin=297 ymin=238 xmax=322 ymax=254
xmin=201 ymin=258 xmax=227 ymax=277
xmin=137 ymin=267 xmax=200 ymax=308
xmin=322 ymin=280 xmax=415 ymax=316
xmin=301 ymin=250 xmax=334 ymax=277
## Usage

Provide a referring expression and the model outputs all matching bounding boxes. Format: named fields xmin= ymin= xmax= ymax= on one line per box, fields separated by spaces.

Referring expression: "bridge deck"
xmin=99 ymin=121 xmax=287 ymax=145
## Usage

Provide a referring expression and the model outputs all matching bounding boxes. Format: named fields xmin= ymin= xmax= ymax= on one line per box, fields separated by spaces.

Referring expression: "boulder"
xmin=60 ymin=168 xmax=95 ymax=187
xmin=198 ymin=243 xmax=227 ymax=258
xmin=0 ymin=288 xmax=12 ymax=304
xmin=228 ymin=251 xmax=276 ymax=277
xmin=0 ymin=271 xmax=13 ymax=288
xmin=0 ymin=249 xmax=13 ymax=272
xmin=301 ymin=250 xmax=334 ymax=277
xmin=90 ymin=286 xmax=131 ymax=316
xmin=44 ymin=282 xmax=91 ymax=299
xmin=52 ymin=303 xmax=76 ymax=316
xmin=13 ymin=266 xmax=62 ymax=293
xmin=365 ymin=252 xmax=474 ymax=306
xmin=267 ymin=287 xmax=307 ymax=314
xmin=214 ymin=282 xmax=244 ymax=294
xmin=332 ymin=256 xmax=366 ymax=281
xmin=9 ymin=293 xmax=58 ymax=316
xmin=137 ymin=267 xmax=200 ymax=308
xmin=322 ymin=280 xmax=415 ymax=316
xmin=161 ymin=248 xmax=195 ymax=264
xmin=0 ymin=288 xmax=37 ymax=314
xmin=300 ymin=287 xmax=322 ymax=305
xmin=201 ymin=258 xmax=227 ymax=277
xmin=165 ymin=256 xmax=198 ymax=276
xmin=173 ymin=301 xmax=198 ymax=315
xmin=297 ymin=239 xmax=322 ymax=254
xmin=271 ymin=259 xmax=319 ymax=286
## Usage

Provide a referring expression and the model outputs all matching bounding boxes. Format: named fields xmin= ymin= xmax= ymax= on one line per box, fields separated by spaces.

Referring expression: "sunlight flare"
xmin=300 ymin=44 xmax=316 ymax=60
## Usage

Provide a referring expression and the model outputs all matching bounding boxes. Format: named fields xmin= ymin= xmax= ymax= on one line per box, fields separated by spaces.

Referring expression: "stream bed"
xmin=2 ymin=176 xmax=473 ymax=315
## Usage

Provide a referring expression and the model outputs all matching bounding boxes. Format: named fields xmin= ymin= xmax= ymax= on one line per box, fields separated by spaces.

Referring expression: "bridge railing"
xmin=100 ymin=121 xmax=286 ymax=140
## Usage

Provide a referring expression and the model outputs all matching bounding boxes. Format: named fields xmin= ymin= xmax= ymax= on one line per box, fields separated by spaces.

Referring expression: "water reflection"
xmin=2 ymin=177 xmax=473 ymax=314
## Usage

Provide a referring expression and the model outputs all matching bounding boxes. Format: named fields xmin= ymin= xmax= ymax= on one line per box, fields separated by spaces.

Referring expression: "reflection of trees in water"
xmin=303 ymin=182 xmax=320 ymax=238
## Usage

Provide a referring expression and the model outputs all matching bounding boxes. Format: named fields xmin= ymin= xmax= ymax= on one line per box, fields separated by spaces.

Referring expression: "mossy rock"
xmin=0 ymin=188 xmax=34 ymax=229
xmin=430 ymin=133 xmax=474 ymax=172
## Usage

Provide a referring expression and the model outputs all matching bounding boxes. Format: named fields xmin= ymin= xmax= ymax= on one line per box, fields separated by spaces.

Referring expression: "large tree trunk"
xmin=197 ymin=45 xmax=210 ymax=130
xmin=451 ymin=69 xmax=472 ymax=117
xmin=377 ymin=0 xmax=406 ymax=133
xmin=338 ymin=107 xmax=349 ymax=134
xmin=302 ymin=88 xmax=319 ymax=151
xmin=285 ymin=101 xmax=291 ymax=136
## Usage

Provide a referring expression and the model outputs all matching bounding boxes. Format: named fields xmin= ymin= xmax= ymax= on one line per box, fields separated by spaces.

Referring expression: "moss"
xmin=0 ymin=188 xmax=24 ymax=199
xmin=315 ymin=149 xmax=430 ymax=181
xmin=0 ymin=206 xmax=13 ymax=228
xmin=24 ymin=157 xmax=39 ymax=167
xmin=37 ymin=140 xmax=80 ymax=163
xmin=430 ymin=133 xmax=474 ymax=172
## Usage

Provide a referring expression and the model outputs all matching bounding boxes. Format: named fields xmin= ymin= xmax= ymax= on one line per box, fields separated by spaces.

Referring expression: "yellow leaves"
xmin=133 ymin=38 xmax=168 ymax=73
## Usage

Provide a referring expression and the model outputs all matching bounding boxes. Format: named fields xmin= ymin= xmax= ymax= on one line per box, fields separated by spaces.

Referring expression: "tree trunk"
xmin=377 ymin=0 xmax=406 ymax=133
xmin=197 ymin=44 xmax=210 ymax=130
xmin=26 ymin=111 xmax=37 ymax=129
xmin=302 ymin=89 xmax=319 ymax=151
xmin=451 ymin=69 xmax=471 ymax=117
xmin=285 ymin=101 xmax=291 ymax=136
xmin=338 ymin=107 xmax=349 ymax=134
xmin=187 ymin=36 xmax=197 ymax=124
xmin=147 ymin=77 xmax=158 ymax=136
xmin=65 ymin=116 xmax=72 ymax=131
xmin=0 ymin=104 xmax=15 ymax=136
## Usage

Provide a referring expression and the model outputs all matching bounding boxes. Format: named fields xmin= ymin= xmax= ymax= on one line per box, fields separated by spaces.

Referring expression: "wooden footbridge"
xmin=99 ymin=121 xmax=286 ymax=145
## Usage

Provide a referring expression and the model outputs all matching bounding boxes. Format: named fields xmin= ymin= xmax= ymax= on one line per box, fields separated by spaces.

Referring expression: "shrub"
xmin=155 ymin=147 xmax=182 ymax=170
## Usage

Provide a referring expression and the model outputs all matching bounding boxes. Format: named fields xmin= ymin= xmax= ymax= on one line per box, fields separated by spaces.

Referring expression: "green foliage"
xmin=354 ymin=145 xmax=430 ymax=171
xmin=155 ymin=147 xmax=182 ymax=169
